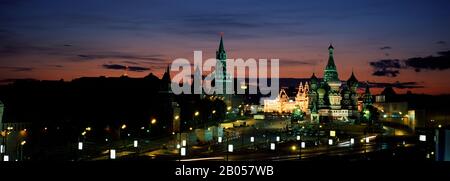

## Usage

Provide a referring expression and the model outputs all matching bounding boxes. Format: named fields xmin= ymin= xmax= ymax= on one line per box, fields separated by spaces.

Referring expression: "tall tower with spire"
xmin=215 ymin=34 xmax=232 ymax=106
xmin=363 ymin=82 xmax=373 ymax=109
xmin=159 ymin=64 xmax=175 ymax=133
xmin=324 ymin=44 xmax=342 ymax=110
xmin=323 ymin=44 xmax=339 ymax=83
xmin=347 ymin=70 xmax=359 ymax=110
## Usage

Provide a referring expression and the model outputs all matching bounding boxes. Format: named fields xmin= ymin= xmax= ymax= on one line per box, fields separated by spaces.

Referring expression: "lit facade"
xmin=263 ymin=83 xmax=309 ymax=113
xmin=264 ymin=45 xmax=369 ymax=122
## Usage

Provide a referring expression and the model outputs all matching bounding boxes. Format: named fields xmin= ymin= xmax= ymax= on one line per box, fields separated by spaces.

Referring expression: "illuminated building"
xmin=263 ymin=83 xmax=309 ymax=113
xmin=214 ymin=34 xmax=233 ymax=107
xmin=264 ymin=45 xmax=363 ymax=122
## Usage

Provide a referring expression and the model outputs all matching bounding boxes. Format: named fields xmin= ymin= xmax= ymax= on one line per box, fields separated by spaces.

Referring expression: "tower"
xmin=308 ymin=73 xmax=319 ymax=111
xmin=215 ymin=34 xmax=232 ymax=106
xmin=347 ymin=70 xmax=359 ymax=110
xmin=324 ymin=44 xmax=341 ymax=110
xmin=308 ymin=73 xmax=320 ymax=122
xmin=159 ymin=65 xmax=175 ymax=133
xmin=363 ymin=82 xmax=373 ymax=109
xmin=323 ymin=44 xmax=339 ymax=83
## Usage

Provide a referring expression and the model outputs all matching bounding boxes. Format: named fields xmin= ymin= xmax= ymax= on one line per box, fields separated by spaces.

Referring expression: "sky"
xmin=1 ymin=0 xmax=450 ymax=94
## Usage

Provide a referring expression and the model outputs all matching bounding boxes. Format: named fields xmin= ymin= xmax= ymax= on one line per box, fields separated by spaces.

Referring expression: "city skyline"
xmin=1 ymin=0 xmax=450 ymax=95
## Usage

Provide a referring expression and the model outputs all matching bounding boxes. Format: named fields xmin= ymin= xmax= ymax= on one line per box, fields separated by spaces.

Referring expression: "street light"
xmin=419 ymin=135 xmax=426 ymax=142
xmin=276 ymin=136 xmax=280 ymax=142
xmin=194 ymin=111 xmax=200 ymax=116
xmin=350 ymin=138 xmax=355 ymax=145
xmin=365 ymin=137 xmax=370 ymax=143
xmin=121 ymin=124 xmax=127 ymax=130
xmin=301 ymin=142 xmax=305 ymax=148
xmin=0 ymin=144 xmax=4 ymax=153
xmin=133 ymin=140 xmax=138 ymax=148
xmin=250 ymin=137 xmax=254 ymax=143
xmin=182 ymin=140 xmax=187 ymax=147
xmin=328 ymin=139 xmax=333 ymax=145
xmin=3 ymin=155 xmax=9 ymax=162
xmin=296 ymin=135 xmax=301 ymax=141
xmin=330 ymin=130 xmax=336 ymax=137
xmin=110 ymin=149 xmax=116 ymax=159
xmin=291 ymin=145 xmax=297 ymax=151
xmin=85 ymin=127 xmax=92 ymax=131
xmin=218 ymin=137 xmax=222 ymax=143
xmin=151 ymin=118 xmax=157 ymax=124
xmin=180 ymin=147 xmax=186 ymax=156
xmin=228 ymin=144 xmax=233 ymax=152
xmin=270 ymin=143 xmax=275 ymax=150
xmin=78 ymin=142 xmax=83 ymax=150
xmin=212 ymin=110 xmax=216 ymax=114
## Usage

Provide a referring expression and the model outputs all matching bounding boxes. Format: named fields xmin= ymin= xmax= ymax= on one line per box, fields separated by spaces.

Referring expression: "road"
xmin=86 ymin=116 xmax=422 ymax=161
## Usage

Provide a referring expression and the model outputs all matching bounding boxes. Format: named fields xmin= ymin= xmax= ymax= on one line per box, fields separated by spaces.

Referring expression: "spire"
xmin=347 ymin=69 xmax=358 ymax=84
xmin=365 ymin=82 xmax=371 ymax=94
xmin=219 ymin=33 xmax=224 ymax=52
xmin=311 ymin=72 xmax=317 ymax=79
xmin=328 ymin=43 xmax=334 ymax=50
xmin=216 ymin=33 xmax=226 ymax=60
xmin=310 ymin=72 xmax=318 ymax=83
xmin=326 ymin=43 xmax=336 ymax=69
xmin=162 ymin=64 xmax=171 ymax=82
xmin=323 ymin=44 xmax=339 ymax=82
xmin=363 ymin=81 xmax=373 ymax=106
xmin=166 ymin=64 xmax=170 ymax=75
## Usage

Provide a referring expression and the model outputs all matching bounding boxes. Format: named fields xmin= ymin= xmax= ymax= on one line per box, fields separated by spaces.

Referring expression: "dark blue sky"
xmin=1 ymin=0 xmax=450 ymax=94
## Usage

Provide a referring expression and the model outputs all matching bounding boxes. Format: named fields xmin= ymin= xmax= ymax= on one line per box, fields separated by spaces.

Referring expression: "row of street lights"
xmin=1 ymin=126 xmax=27 ymax=161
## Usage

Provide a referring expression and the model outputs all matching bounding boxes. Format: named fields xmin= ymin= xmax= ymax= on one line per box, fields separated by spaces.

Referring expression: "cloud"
xmin=102 ymin=64 xmax=150 ymax=72
xmin=369 ymin=59 xmax=402 ymax=77
xmin=0 ymin=66 xmax=33 ymax=72
xmin=280 ymin=59 xmax=316 ymax=66
xmin=372 ymin=69 xmax=400 ymax=77
xmin=379 ymin=46 xmax=392 ymax=50
xmin=404 ymin=50 xmax=450 ymax=72
xmin=436 ymin=41 xmax=446 ymax=45
xmin=76 ymin=53 xmax=166 ymax=62
xmin=368 ymin=81 xmax=424 ymax=89
xmin=48 ymin=64 xmax=63 ymax=68
xmin=370 ymin=59 xmax=401 ymax=69
xmin=369 ymin=50 xmax=450 ymax=77
xmin=121 ymin=61 xmax=140 ymax=65
xmin=0 ymin=41 xmax=75 ymax=57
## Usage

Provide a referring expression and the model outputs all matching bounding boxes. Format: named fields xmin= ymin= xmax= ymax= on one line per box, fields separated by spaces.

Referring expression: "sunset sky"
xmin=1 ymin=0 xmax=450 ymax=94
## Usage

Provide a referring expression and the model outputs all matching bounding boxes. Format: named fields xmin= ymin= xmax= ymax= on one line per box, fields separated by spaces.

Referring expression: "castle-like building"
xmin=264 ymin=45 xmax=373 ymax=122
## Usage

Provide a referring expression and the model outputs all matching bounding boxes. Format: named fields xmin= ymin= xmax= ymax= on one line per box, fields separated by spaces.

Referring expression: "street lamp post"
xmin=298 ymin=137 xmax=302 ymax=160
